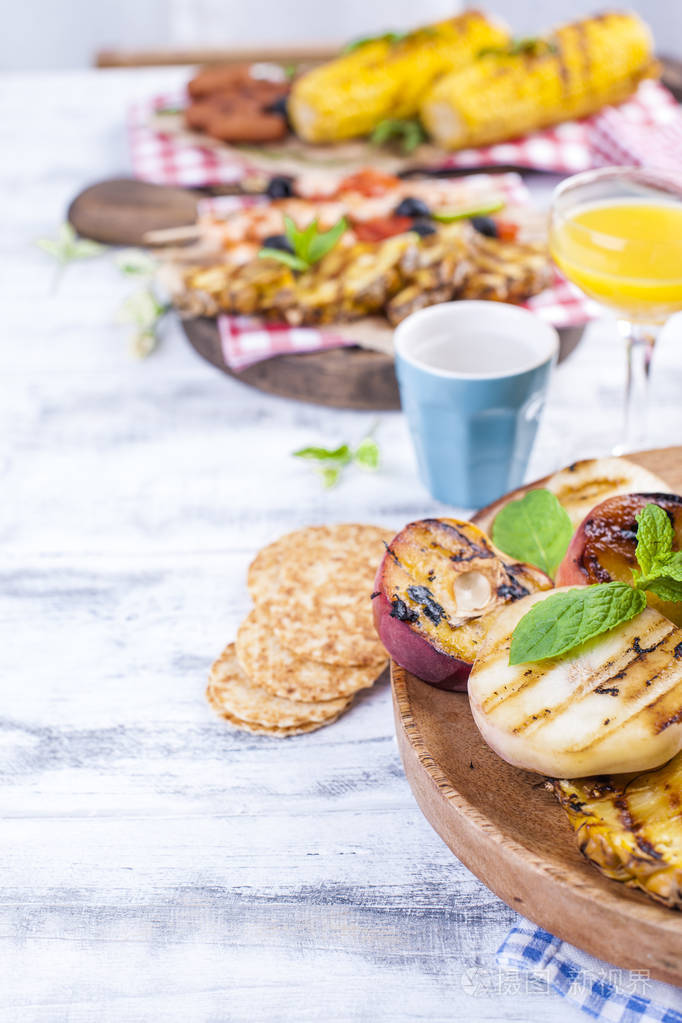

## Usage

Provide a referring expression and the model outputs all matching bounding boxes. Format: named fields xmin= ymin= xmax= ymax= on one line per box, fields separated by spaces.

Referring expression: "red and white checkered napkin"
xmin=217 ymin=272 xmax=598 ymax=373
xmin=438 ymin=79 xmax=680 ymax=174
xmin=590 ymin=81 xmax=682 ymax=176
xmin=205 ymin=173 xmax=595 ymax=372
xmin=129 ymin=80 xmax=679 ymax=186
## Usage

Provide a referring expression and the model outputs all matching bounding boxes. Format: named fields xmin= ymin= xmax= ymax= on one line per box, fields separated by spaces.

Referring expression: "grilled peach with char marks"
xmin=556 ymin=493 xmax=682 ymax=627
xmin=372 ymin=518 xmax=552 ymax=690
xmin=469 ymin=590 xmax=682 ymax=777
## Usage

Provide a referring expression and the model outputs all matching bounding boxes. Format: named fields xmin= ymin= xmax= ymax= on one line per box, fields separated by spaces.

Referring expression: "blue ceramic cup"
xmin=394 ymin=301 xmax=559 ymax=508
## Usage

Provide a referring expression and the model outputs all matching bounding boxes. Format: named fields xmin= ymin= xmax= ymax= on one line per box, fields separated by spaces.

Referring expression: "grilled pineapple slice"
xmin=469 ymin=589 xmax=682 ymax=777
xmin=554 ymin=755 xmax=682 ymax=909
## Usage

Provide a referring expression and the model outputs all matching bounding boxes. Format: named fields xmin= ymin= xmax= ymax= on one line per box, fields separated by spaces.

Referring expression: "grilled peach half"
xmin=556 ymin=492 xmax=682 ymax=627
xmin=372 ymin=518 xmax=552 ymax=690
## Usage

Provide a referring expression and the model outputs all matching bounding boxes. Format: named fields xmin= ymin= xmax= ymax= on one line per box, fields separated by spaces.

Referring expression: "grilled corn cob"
xmin=289 ymin=11 xmax=509 ymax=143
xmin=554 ymin=754 xmax=682 ymax=910
xmin=421 ymin=12 xmax=657 ymax=150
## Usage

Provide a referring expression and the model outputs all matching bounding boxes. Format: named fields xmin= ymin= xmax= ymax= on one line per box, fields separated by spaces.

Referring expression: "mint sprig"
xmin=259 ymin=215 xmax=346 ymax=272
xmin=293 ymin=428 xmax=380 ymax=489
xmin=342 ymin=31 xmax=407 ymax=54
xmin=510 ymin=582 xmax=646 ymax=666
xmin=492 ymin=489 xmax=572 ymax=578
xmin=510 ymin=502 xmax=682 ymax=665
xmin=370 ymin=118 xmax=426 ymax=154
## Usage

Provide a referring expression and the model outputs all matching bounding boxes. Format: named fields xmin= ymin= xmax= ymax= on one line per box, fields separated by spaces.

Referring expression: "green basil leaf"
xmin=293 ymin=444 xmax=352 ymax=464
xmin=306 ymin=217 xmax=347 ymax=264
xmin=258 ymin=248 xmax=309 ymax=272
xmin=635 ymin=503 xmax=674 ymax=577
xmin=492 ymin=488 xmax=573 ymax=577
xmin=354 ymin=437 xmax=380 ymax=471
xmin=509 ymin=582 xmax=646 ymax=666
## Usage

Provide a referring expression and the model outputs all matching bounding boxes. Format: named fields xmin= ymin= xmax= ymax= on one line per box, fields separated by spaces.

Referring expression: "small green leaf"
xmin=306 ymin=217 xmax=347 ymax=263
xmin=293 ymin=444 xmax=352 ymax=465
xmin=319 ymin=467 xmax=342 ymax=488
xmin=115 ymin=249 xmax=157 ymax=276
xmin=354 ymin=437 xmax=380 ymax=471
xmin=492 ymin=489 xmax=573 ymax=578
xmin=258 ymin=247 xmax=309 ymax=272
xmin=370 ymin=118 xmax=427 ymax=154
xmin=509 ymin=582 xmax=646 ymax=666
xmin=433 ymin=199 xmax=505 ymax=223
xmin=635 ymin=504 xmax=674 ymax=577
xmin=37 ymin=222 xmax=105 ymax=267
xmin=644 ymin=576 xmax=682 ymax=602
xmin=117 ymin=288 xmax=166 ymax=330
xmin=342 ymin=31 xmax=406 ymax=54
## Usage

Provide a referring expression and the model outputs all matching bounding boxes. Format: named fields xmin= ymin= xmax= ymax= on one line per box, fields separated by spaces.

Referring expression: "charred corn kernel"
xmin=554 ymin=752 xmax=682 ymax=910
xmin=288 ymin=11 xmax=509 ymax=143
xmin=421 ymin=11 xmax=657 ymax=150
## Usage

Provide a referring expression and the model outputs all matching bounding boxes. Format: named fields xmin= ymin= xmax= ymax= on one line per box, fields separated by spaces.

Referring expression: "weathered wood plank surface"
xmin=2 ymin=68 xmax=682 ymax=1022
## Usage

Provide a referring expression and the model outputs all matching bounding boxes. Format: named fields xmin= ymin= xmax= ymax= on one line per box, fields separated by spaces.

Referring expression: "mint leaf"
xmin=293 ymin=444 xmax=352 ymax=465
xmin=354 ymin=437 xmax=380 ymax=471
xmin=370 ymin=118 xmax=426 ymax=154
xmin=492 ymin=489 xmax=573 ymax=578
xmin=306 ymin=217 xmax=347 ymax=263
xmin=319 ymin=467 xmax=341 ymax=488
xmin=635 ymin=504 xmax=674 ymax=577
xmin=261 ymin=216 xmax=346 ymax=272
xmin=258 ymin=247 xmax=309 ymax=272
xmin=510 ymin=582 xmax=646 ymax=666
xmin=644 ymin=576 xmax=682 ymax=602
xmin=342 ymin=31 xmax=406 ymax=54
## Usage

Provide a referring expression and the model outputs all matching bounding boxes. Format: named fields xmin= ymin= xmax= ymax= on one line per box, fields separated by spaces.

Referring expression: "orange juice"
xmin=550 ymin=199 xmax=682 ymax=323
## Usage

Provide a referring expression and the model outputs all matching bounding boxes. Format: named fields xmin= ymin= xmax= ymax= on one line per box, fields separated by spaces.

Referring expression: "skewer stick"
xmin=143 ymin=224 xmax=203 ymax=245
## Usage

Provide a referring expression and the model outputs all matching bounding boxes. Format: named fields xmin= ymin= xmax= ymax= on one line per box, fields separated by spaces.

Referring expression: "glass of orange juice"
xmin=550 ymin=167 xmax=682 ymax=451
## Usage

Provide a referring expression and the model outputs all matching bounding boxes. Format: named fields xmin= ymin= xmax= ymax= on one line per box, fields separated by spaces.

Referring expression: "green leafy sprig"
xmin=342 ymin=31 xmax=407 ymax=54
xmin=478 ymin=36 xmax=559 ymax=58
xmin=259 ymin=215 xmax=347 ymax=272
xmin=370 ymin=118 xmax=427 ymax=154
xmin=510 ymin=503 xmax=682 ymax=665
xmin=293 ymin=426 xmax=380 ymax=488
xmin=37 ymin=223 xmax=106 ymax=289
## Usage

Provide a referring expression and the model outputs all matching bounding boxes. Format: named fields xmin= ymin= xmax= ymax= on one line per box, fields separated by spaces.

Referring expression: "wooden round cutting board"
xmin=183 ymin=318 xmax=584 ymax=411
xmin=391 ymin=446 xmax=682 ymax=985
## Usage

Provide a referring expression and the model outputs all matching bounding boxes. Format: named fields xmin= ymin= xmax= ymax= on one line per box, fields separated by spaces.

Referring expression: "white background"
xmin=1 ymin=0 xmax=680 ymax=69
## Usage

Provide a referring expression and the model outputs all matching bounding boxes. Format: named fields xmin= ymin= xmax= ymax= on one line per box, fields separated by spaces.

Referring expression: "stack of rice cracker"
xmin=207 ymin=524 xmax=393 ymax=736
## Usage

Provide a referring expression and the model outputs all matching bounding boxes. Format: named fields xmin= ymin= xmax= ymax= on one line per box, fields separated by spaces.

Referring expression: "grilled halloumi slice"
xmin=554 ymin=755 xmax=682 ymax=909
xmin=468 ymin=588 xmax=682 ymax=777
xmin=545 ymin=457 xmax=670 ymax=529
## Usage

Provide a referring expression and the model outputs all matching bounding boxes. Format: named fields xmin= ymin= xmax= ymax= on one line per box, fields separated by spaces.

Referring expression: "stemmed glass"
xmin=549 ymin=167 xmax=682 ymax=452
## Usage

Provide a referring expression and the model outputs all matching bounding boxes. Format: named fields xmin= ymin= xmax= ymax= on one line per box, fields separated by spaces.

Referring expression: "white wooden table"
xmin=2 ymin=68 xmax=682 ymax=1023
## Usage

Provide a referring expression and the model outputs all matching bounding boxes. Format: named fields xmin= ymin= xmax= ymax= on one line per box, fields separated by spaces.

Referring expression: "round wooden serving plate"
xmin=183 ymin=318 xmax=584 ymax=411
xmin=66 ymin=177 xmax=584 ymax=410
xmin=391 ymin=446 xmax=682 ymax=985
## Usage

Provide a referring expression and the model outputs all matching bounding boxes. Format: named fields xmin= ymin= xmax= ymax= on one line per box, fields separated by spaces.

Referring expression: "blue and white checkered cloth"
xmin=498 ymin=919 xmax=682 ymax=1022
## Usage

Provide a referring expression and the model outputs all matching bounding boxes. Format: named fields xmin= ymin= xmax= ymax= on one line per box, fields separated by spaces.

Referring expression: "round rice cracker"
xmin=207 ymin=643 xmax=351 ymax=730
xmin=206 ymin=703 xmax=344 ymax=737
xmin=236 ymin=606 xmax=386 ymax=702
xmin=247 ymin=524 xmax=394 ymax=606
xmin=249 ymin=524 xmax=393 ymax=666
